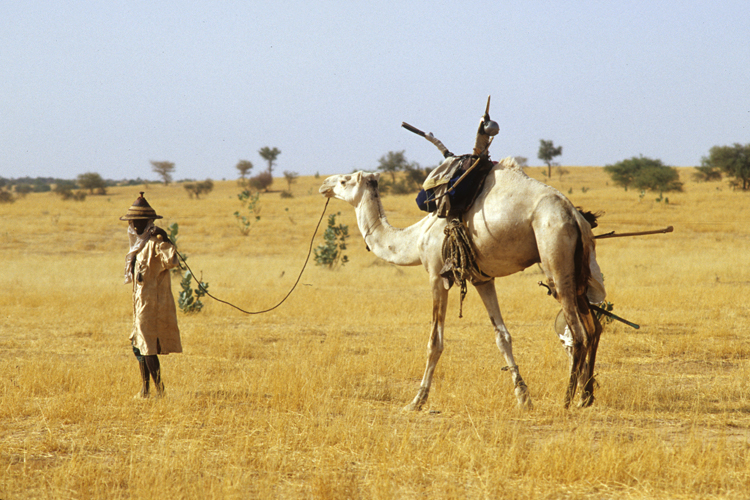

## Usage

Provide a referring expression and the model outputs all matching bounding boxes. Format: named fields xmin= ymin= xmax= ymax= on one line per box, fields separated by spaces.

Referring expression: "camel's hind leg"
xmin=474 ymin=280 xmax=532 ymax=408
xmin=559 ymin=311 xmax=588 ymax=409
xmin=532 ymin=206 xmax=591 ymax=408
xmin=579 ymin=312 xmax=603 ymax=407
xmin=404 ymin=276 xmax=449 ymax=411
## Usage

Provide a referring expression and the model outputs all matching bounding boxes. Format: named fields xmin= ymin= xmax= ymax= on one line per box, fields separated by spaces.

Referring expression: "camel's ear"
xmin=372 ymin=172 xmax=380 ymax=181
xmin=355 ymin=171 xmax=362 ymax=183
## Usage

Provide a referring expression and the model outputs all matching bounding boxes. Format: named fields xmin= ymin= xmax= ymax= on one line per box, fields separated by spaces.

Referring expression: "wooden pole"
xmin=594 ymin=226 xmax=674 ymax=240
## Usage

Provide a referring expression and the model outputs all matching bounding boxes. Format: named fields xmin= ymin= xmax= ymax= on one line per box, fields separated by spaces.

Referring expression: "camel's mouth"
xmin=319 ymin=184 xmax=334 ymax=198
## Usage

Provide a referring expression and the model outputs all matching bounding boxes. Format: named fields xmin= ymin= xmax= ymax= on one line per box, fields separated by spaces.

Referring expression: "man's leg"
xmin=144 ymin=355 xmax=164 ymax=397
xmin=133 ymin=345 xmax=150 ymax=398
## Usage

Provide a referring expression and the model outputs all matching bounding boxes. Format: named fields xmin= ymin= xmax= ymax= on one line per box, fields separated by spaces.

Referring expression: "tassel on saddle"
xmin=440 ymin=218 xmax=490 ymax=318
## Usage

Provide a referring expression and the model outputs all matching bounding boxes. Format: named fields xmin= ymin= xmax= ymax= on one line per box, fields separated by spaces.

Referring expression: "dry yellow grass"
xmin=1 ymin=168 xmax=749 ymax=499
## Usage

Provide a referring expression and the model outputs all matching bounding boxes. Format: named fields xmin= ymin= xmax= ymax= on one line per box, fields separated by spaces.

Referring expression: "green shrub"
xmin=314 ymin=212 xmax=349 ymax=268
xmin=234 ymin=189 xmax=261 ymax=235
xmin=178 ymin=271 xmax=208 ymax=313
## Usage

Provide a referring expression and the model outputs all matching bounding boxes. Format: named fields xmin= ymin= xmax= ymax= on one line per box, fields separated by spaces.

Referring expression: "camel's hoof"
xmin=578 ymin=393 xmax=595 ymax=408
xmin=402 ymin=401 xmax=423 ymax=412
xmin=516 ymin=395 xmax=533 ymax=410
xmin=515 ymin=391 xmax=534 ymax=410
xmin=515 ymin=383 xmax=533 ymax=409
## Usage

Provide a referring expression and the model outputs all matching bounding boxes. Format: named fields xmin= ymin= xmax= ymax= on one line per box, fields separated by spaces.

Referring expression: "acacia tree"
xmin=258 ymin=147 xmax=281 ymax=174
xmin=236 ymin=160 xmax=253 ymax=184
xmin=377 ymin=150 xmax=410 ymax=183
xmin=77 ymin=172 xmax=107 ymax=194
xmin=538 ymin=140 xmax=563 ymax=179
xmin=151 ymin=161 xmax=175 ymax=185
xmin=702 ymin=143 xmax=750 ymax=190
xmin=604 ymin=156 xmax=683 ymax=193
xmin=283 ymin=170 xmax=298 ymax=192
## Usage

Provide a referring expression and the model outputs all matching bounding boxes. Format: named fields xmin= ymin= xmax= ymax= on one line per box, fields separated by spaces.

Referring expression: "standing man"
xmin=120 ymin=192 xmax=182 ymax=398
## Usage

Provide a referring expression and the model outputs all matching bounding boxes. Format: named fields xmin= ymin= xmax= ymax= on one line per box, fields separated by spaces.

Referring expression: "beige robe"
xmin=129 ymin=234 xmax=182 ymax=356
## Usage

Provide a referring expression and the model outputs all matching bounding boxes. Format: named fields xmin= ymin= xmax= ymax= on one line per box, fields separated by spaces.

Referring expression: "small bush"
xmin=314 ymin=212 xmax=349 ymax=268
xmin=178 ymin=271 xmax=208 ymax=313
xmin=234 ymin=190 xmax=261 ymax=236
xmin=250 ymin=171 xmax=273 ymax=192
xmin=184 ymin=179 xmax=214 ymax=199
xmin=693 ymin=165 xmax=722 ymax=182
xmin=56 ymin=188 xmax=87 ymax=201
xmin=15 ymin=185 xmax=33 ymax=198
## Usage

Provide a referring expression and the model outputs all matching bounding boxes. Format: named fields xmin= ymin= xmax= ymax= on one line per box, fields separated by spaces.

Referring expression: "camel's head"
xmin=319 ymin=171 xmax=380 ymax=206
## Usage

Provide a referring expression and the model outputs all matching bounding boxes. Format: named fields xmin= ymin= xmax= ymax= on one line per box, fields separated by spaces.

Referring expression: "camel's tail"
xmin=572 ymin=209 xmax=600 ymax=340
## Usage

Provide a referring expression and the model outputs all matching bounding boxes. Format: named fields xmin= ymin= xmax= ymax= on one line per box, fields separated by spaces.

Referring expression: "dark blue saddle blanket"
xmin=416 ymin=156 xmax=494 ymax=214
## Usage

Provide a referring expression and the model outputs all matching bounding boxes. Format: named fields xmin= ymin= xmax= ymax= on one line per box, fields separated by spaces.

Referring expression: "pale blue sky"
xmin=2 ymin=0 xmax=748 ymax=181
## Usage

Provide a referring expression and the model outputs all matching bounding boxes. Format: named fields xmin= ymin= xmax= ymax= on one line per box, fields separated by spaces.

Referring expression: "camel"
xmin=319 ymin=157 xmax=604 ymax=410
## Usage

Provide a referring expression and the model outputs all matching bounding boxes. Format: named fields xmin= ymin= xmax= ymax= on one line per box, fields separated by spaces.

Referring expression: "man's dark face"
xmin=132 ymin=219 xmax=151 ymax=235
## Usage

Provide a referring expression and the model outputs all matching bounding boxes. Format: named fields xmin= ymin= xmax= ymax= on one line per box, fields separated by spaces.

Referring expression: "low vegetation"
xmin=314 ymin=212 xmax=350 ymax=268
xmin=183 ymin=179 xmax=214 ymax=199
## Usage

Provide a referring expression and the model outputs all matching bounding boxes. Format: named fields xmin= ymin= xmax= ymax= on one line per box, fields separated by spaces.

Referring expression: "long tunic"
xmin=129 ymin=234 xmax=182 ymax=356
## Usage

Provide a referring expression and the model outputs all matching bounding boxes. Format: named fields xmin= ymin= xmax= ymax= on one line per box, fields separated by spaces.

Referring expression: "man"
xmin=120 ymin=192 xmax=182 ymax=398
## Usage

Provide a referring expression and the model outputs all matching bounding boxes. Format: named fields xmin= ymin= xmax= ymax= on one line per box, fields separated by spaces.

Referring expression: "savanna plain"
xmin=2 ymin=166 xmax=750 ymax=499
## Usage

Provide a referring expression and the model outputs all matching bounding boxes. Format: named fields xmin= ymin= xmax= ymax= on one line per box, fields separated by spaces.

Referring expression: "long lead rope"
xmin=177 ymin=198 xmax=330 ymax=315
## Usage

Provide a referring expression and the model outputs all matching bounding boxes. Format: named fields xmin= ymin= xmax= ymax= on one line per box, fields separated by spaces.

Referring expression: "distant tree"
xmin=258 ymin=147 xmax=281 ymax=174
xmin=557 ymin=167 xmax=569 ymax=181
xmin=604 ymin=156 xmax=683 ymax=193
xmin=236 ymin=160 xmax=253 ymax=184
xmin=151 ymin=161 xmax=175 ymax=185
xmin=514 ymin=156 xmax=528 ymax=167
xmin=404 ymin=163 xmax=431 ymax=188
xmin=54 ymin=182 xmax=86 ymax=201
xmin=250 ymin=171 xmax=273 ymax=192
xmin=184 ymin=179 xmax=214 ymax=199
xmin=701 ymin=143 xmax=750 ymax=190
xmin=77 ymin=172 xmax=107 ymax=194
xmin=692 ymin=165 xmax=723 ymax=182
xmin=377 ymin=150 xmax=411 ymax=183
xmin=14 ymin=184 xmax=33 ymax=198
xmin=54 ymin=180 xmax=77 ymax=192
xmin=538 ymin=140 xmax=563 ymax=179
xmin=0 ymin=191 xmax=14 ymax=204
xmin=283 ymin=170 xmax=298 ymax=192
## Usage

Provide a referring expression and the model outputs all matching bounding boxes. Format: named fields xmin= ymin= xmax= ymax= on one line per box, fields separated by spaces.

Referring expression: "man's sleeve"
xmin=155 ymin=236 xmax=180 ymax=270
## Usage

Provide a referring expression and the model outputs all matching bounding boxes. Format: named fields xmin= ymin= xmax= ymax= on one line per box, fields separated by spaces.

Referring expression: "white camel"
xmin=319 ymin=157 xmax=604 ymax=410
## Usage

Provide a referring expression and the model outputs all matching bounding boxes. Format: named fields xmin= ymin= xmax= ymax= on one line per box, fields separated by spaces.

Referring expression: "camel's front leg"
xmin=404 ymin=277 xmax=449 ymax=411
xmin=474 ymin=280 xmax=532 ymax=409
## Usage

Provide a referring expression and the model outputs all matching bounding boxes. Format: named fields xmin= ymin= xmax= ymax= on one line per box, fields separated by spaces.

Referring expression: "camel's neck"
xmin=353 ymin=180 xmax=424 ymax=266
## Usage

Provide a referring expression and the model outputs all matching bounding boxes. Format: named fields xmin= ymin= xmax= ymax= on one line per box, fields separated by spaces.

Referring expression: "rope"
xmin=441 ymin=218 xmax=483 ymax=318
xmin=177 ymin=198 xmax=330 ymax=315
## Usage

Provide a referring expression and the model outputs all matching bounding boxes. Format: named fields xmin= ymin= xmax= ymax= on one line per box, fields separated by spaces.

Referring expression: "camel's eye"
xmin=340 ymin=180 xmax=346 ymax=185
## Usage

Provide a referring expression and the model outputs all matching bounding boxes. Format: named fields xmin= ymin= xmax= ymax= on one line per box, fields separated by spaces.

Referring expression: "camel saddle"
xmin=416 ymin=155 xmax=495 ymax=218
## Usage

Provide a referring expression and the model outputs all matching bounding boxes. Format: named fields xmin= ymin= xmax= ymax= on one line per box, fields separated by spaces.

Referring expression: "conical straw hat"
xmin=119 ymin=192 xmax=163 ymax=220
